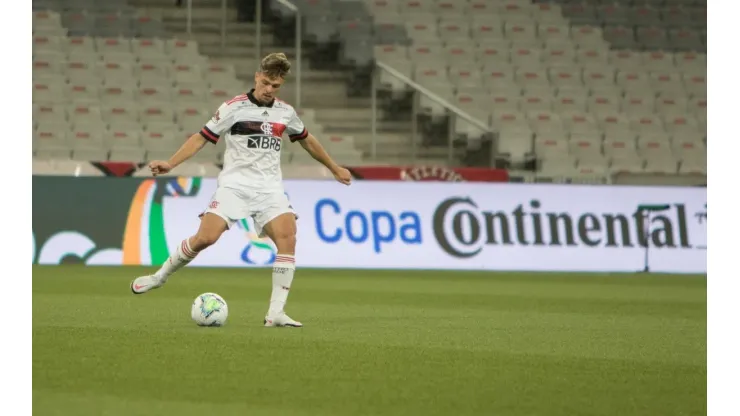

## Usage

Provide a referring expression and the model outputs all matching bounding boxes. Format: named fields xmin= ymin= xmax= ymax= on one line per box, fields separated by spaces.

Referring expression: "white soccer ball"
xmin=191 ymin=292 xmax=229 ymax=327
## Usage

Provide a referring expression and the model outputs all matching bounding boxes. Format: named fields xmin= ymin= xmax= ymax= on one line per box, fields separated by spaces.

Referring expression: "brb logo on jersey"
xmin=247 ymin=135 xmax=281 ymax=152
xmin=253 ymin=122 xmax=281 ymax=151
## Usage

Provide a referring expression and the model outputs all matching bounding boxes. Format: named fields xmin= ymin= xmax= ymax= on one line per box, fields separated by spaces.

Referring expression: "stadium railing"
xmin=371 ymin=61 xmax=495 ymax=166
xmin=255 ymin=0 xmax=303 ymax=108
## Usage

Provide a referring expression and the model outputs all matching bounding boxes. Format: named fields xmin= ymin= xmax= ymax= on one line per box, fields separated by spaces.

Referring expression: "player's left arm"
xmin=299 ymin=134 xmax=352 ymax=185
xmin=286 ymin=108 xmax=351 ymax=185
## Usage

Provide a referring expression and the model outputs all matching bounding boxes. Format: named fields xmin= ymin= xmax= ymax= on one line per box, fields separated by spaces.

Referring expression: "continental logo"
xmin=433 ymin=197 xmax=700 ymax=258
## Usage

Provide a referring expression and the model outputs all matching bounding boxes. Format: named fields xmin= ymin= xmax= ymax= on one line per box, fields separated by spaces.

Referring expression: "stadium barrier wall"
xmin=32 ymin=176 xmax=707 ymax=273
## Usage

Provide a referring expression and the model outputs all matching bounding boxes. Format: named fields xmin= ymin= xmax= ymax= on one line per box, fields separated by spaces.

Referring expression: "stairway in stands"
xmin=129 ymin=0 xmax=451 ymax=166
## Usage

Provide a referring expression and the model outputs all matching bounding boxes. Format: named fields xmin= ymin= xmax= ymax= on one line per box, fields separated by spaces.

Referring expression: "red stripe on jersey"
xmin=289 ymin=128 xmax=308 ymax=142
xmin=200 ymin=127 xmax=218 ymax=143
xmin=226 ymin=94 xmax=249 ymax=105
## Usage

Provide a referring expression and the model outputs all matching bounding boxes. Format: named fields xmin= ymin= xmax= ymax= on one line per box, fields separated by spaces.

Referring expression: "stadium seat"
xmin=587 ymin=92 xmax=620 ymax=116
xmin=520 ymin=93 xmax=552 ymax=113
xmin=610 ymin=154 xmax=645 ymax=174
xmin=540 ymin=156 xmax=577 ymax=176
xmin=34 ymin=127 xmax=71 ymax=159
xmin=528 ymin=111 xmax=563 ymax=134
xmin=534 ymin=132 xmax=569 ymax=158
xmin=473 ymin=0 xmax=502 ymax=15
xmin=542 ymin=44 xmax=576 ymax=67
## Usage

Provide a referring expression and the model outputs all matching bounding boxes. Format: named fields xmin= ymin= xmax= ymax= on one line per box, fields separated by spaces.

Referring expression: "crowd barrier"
xmin=32 ymin=176 xmax=706 ymax=273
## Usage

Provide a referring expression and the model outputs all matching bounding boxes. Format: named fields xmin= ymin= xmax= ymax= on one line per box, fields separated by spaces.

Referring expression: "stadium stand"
xmin=32 ymin=0 xmax=364 ymax=169
xmin=33 ymin=0 xmax=706 ymax=181
xmin=270 ymin=0 xmax=706 ymax=179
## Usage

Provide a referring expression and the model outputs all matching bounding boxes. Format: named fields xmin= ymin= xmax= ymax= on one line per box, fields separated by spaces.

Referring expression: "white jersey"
xmin=199 ymin=89 xmax=308 ymax=193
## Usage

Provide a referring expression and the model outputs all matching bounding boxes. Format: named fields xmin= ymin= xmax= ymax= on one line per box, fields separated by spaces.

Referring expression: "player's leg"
xmin=131 ymin=188 xmax=240 ymax=294
xmin=262 ymin=213 xmax=301 ymax=327
xmin=131 ymin=213 xmax=230 ymax=294
xmin=258 ymin=198 xmax=302 ymax=327
xmin=161 ymin=212 xmax=230 ymax=276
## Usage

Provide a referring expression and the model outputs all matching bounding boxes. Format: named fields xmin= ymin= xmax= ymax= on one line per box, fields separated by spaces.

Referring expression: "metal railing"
xmin=371 ymin=61 xmax=494 ymax=165
xmin=259 ymin=0 xmax=302 ymax=108
xmin=185 ymin=0 xmax=303 ymax=108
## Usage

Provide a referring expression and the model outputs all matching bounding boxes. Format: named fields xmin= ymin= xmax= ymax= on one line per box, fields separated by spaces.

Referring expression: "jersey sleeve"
xmin=200 ymin=103 xmax=233 ymax=144
xmin=286 ymin=109 xmax=309 ymax=142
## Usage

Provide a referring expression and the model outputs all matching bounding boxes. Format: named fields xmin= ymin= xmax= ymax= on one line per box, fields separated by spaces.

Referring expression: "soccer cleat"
xmin=264 ymin=312 xmax=303 ymax=328
xmin=130 ymin=274 xmax=166 ymax=295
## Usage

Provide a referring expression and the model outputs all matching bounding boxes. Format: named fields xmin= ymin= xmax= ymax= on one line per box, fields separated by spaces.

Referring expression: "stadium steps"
xmin=315 ymin=107 xmax=463 ymax=162
xmin=315 ymin=105 xmax=457 ymax=164
xmin=315 ymin=107 xmax=410 ymax=136
xmin=131 ymin=0 xmax=430 ymax=166
xmin=349 ymin=133 xmax=461 ymax=164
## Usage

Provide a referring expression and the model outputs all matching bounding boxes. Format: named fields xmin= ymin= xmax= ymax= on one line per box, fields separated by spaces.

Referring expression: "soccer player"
xmin=130 ymin=53 xmax=352 ymax=327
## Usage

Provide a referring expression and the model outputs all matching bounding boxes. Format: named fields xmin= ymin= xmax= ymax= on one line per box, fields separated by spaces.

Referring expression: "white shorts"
xmin=199 ymin=186 xmax=297 ymax=237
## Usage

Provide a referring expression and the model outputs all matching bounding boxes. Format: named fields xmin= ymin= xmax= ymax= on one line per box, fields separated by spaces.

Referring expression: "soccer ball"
xmin=191 ymin=293 xmax=229 ymax=327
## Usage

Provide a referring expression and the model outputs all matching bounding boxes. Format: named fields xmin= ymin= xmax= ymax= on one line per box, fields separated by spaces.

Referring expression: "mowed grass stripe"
xmin=33 ymin=266 xmax=706 ymax=416
xmin=34 ymin=291 xmax=704 ymax=366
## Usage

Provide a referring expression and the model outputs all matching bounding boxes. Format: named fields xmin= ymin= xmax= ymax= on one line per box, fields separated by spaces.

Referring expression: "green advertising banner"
xmin=33 ymin=176 xmax=141 ymax=265
xmin=33 ymin=175 xmax=277 ymax=267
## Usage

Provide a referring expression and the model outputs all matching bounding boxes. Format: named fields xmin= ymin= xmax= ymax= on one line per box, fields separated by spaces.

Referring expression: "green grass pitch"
xmin=33 ymin=265 xmax=706 ymax=416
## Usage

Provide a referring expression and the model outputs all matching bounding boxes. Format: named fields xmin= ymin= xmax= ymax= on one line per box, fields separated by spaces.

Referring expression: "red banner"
xmin=347 ymin=166 xmax=509 ymax=182
xmin=92 ymin=161 xmax=143 ymax=177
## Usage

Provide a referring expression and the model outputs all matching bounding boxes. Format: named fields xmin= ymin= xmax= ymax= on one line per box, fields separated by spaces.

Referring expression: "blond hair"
xmin=259 ymin=53 xmax=291 ymax=79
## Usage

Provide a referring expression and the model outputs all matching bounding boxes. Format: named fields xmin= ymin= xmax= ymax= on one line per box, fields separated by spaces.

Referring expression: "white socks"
xmin=153 ymin=242 xmax=295 ymax=318
xmin=155 ymin=239 xmax=198 ymax=280
xmin=268 ymin=254 xmax=296 ymax=316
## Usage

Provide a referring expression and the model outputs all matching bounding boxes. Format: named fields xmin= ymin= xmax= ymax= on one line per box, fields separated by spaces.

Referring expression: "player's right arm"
xmin=148 ymin=134 xmax=208 ymax=176
xmin=149 ymin=102 xmax=235 ymax=176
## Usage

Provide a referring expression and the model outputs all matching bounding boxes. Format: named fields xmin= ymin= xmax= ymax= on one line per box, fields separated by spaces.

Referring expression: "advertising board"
xmin=32 ymin=177 xmax=706 ymax=273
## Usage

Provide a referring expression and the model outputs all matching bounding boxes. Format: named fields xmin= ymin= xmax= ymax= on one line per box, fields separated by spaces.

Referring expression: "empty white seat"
xmin=492 ymin=110 xmax=530 ymax=133
xmin=562 ymin=112 xmax=599 ymax=135
xmin=622 ymin=93 xmax=656 ymax=116
xmin=510 ymin=47 xmax=542 ymax=68
xmin=539 ymin=156 xmax=577 ymax=176
xmin=604 ymin=135 xmax=639 ymax=159
xmin=644 ymin=153 xmax=678 ymax=174
xmin=549 ymin=67 xmax=583 ymax=88
xmin=497 ymin=130 xmax=534 ymax=163
xmin=569 ymin=135 xmax=603 ymax=158
xmin=534 ymin=133 xmax=569 ymax=157
xmin=588 ymin=93 xmax=622 ymax=116
xmin=642 ymin=51 xmax=676 ymax=71
xmin=577 ymin=153 xmax=609 ymax=174
xmin=34 ymin=104 xmax=68 ymax=125
xmin=527 ymin=111 xmax=563 ymax=133
xmin=610 ymin=155 xmax=645 ymax=173
xmin=572 ymin=25 xmax=606 ymax=47
xmin=520 ymin=94 xmax=553 ymax=112
xmin=167 ymin=39 xmax=201 ymax=60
